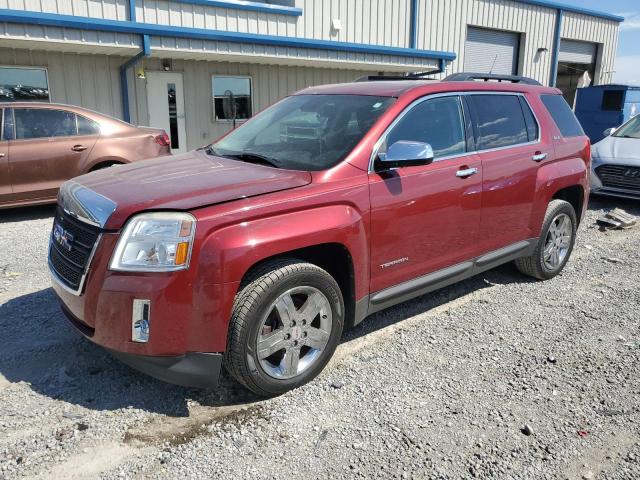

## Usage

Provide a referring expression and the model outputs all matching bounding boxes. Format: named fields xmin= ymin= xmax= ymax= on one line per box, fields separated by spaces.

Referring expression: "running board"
xmin=357 ymin=238 xmax=537 ymax=322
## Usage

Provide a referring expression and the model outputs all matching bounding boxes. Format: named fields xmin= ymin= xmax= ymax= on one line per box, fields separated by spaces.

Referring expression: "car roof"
xmin=0 ymin=102 xmax=133 ymax=127
xmin=296 ymin=79 xmax=560 ymax=98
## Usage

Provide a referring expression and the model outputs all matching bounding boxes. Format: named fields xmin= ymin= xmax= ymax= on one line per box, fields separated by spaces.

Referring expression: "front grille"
xmin=596 ymin=165 xmax=640 ymax=192
xmin=49 ymin=207 xmax=102 ymax=292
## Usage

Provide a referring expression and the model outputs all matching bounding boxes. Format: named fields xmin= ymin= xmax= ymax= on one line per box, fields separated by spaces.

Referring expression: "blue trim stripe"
xmin=515 ymin=1 xmax=623 ymax=23
xmin=0 ymin=9 xmax=457 ymax=61
xmin=168 ymin=0 xmax=302 ymax=17
xmin=128 ymin=0 xmax=136 ymax=21
xmin=549 ymin=9 xmax=563 ymax=87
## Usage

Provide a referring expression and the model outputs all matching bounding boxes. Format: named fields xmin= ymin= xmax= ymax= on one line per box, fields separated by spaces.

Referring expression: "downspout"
xmin=120 ymin=33 xmax=150 ymax=123
xmin=549 ymin=9 xmax=563 ymax=87
xmin=409 ymin=0 xmax=419 ymax=49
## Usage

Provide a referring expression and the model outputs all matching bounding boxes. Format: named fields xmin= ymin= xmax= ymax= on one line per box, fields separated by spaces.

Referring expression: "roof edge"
xmin=516 ymin=0 xmax=624 ymax=23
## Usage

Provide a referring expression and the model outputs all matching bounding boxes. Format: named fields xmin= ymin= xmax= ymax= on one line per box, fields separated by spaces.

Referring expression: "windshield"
xmin=210 ymin=94 xmax=395 ymax=171
xmin=613 ymin=115 xmax=640 ymax=139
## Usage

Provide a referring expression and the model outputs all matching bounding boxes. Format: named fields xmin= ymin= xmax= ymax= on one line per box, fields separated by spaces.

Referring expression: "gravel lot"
xmin=0 ymin=198 xmax=639 ymax=479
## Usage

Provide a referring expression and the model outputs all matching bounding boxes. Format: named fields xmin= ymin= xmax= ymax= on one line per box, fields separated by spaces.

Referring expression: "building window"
xmin=0 ymin=67 xmax=49 ymax=102
xmin=212 ymin=76 xmax=252 ymax=122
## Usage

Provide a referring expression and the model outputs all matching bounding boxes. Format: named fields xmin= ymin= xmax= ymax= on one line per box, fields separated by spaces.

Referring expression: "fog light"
xmin=132 ymin=299 xmax=151 ymax=343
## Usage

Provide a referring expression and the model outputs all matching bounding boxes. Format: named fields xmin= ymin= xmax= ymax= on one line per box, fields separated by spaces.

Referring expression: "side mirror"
xmin=603 ymin=127 xmax=616 ymax=137
xmin=376 ymin=140 xmax=434 ymax=170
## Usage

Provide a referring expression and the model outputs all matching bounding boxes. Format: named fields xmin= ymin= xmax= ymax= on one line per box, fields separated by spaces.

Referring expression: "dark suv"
xmin=49 ymin=73 xmax=590 ymax=396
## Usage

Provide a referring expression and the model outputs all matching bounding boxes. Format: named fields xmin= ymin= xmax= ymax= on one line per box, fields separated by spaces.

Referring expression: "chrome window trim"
xmin=368 ymin=91 xmax=542 ymax=173
xmin=48 ymin=233 xmax=103 ymax=296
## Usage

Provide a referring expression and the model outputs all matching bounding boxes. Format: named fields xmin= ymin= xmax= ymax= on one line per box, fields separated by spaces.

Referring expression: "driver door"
xmin=368 ymin=95 xmax=483 ymax=294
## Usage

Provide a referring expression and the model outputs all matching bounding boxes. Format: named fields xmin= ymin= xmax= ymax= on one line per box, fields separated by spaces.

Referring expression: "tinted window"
xmin=384 ymin=96 xmax=466 ymax=159
xmin=519 ymin=96 xmax=539 ymax=142
xmin=2 ymin=108 xmax=14 ymax=140
xmin=14 ymin=108 xmax=76 ymax=140
xmin=77 ymin=115 xmax=100 ymax=135
xmin=541 ymin=94 xmax=585 ymax=138
xmin=470 ymin=95 xmax=529 ymax=150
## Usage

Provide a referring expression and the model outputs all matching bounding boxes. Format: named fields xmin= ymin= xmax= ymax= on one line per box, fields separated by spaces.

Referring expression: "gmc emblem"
xmin=53 ymin=223 xmax=74 ymax=251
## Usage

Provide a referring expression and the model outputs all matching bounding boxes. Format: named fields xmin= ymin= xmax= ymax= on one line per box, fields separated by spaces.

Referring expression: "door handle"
xmin=0 ymin=153 xmax=5 ymax=158
xmin=456 ymin=167 xmax=479 ymax=178
xmin=71 ymin=145 xmax=87 ymax=152
xmin=532 ymin=152 xmax=547 ymax=162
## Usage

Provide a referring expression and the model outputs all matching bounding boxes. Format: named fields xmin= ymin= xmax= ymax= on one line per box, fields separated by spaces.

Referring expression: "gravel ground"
xmin=0 ymin=198 xmax=639 ymax=479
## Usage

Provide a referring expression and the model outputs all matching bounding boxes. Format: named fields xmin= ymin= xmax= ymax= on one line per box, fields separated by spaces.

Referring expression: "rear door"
xmin=468 ymin=93 xmax=548 ymax=252
xmin=0 ymin=108 xmax=11 ymax=205
xmin=8 ymin=107 xmax=97 ymax=202
xmin=369 ymin=94 xmax=483 ymax=294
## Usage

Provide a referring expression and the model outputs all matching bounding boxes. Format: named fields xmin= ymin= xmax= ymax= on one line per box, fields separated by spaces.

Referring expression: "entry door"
xmin=467 ymin=94 xmax=545 ymax=252
xmin=369 ymin=96 xmax=483 ymax=294
xmin=146 ymin=72 xmax=187 ymax=154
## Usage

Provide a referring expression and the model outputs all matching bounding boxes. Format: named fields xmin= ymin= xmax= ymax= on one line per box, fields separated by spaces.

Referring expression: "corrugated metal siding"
xmin=464 ymin=26 xmax=520 ymax=75
xmin=0 ymin=0 xmax=128 ymax=20
xmin=137 ymin=0 xmax=412 ymax=47
xmin=561 ymin=11 xmax=618 ymax=84
xmin=417 ymin=0 xmax=558 ymax=84
xmin=0 ymin=48 xmax=124 ymax=117
xmin=0 ymin=22 xmax=141 ymax=54
xmin=126 ymin=57 xmax=373 ymax=148
xmin=416 ymin=0 xmax=618 ymax=86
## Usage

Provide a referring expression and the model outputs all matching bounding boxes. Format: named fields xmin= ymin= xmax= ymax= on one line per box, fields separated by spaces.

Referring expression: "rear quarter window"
xmin=541 ymin=94 xmax=584 ymax=138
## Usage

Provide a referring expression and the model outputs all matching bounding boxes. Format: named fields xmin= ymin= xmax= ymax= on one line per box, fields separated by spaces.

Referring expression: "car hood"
xmin=593 ymin=136 xmax=640 ymax=163
xmin=62 ymin=150 xmax=312 ymax=230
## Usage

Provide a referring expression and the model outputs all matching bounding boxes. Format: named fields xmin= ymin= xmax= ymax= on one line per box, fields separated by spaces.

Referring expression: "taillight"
xmin=155 ymin=131 xmax=170 ymax=147
xmin=585 ymin=140 xmax=592 ymax=165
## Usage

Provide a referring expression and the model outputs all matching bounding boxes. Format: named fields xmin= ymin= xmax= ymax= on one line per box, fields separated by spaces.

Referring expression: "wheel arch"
xmin=552 ymin=185 xmax=585 ymax=225
xmin=238 ymin=243 xmax=358 ymax=328
xmin=86 ymin=157 xmax=129 ymax=172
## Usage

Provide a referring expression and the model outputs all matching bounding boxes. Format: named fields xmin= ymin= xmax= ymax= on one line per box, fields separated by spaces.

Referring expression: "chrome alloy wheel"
xmin=543 ymin=213 xmax=572 ymax=270
xmin=256 ymin=286 xmax=332 ymax=380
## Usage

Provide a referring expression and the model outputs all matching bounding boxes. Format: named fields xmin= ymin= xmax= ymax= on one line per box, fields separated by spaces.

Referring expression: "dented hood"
xmin=592 ymin=135 xmax=640 ymax=163
xmin=64 ymin=150 xmax=312 ymax=230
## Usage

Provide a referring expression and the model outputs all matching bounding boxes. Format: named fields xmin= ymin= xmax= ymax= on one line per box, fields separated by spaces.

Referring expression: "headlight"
xmin=109 ymin=212 xmax=196 ymax=272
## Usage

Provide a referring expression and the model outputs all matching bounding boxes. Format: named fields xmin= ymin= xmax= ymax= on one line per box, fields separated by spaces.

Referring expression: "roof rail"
xmin=444 ymin=72 xmax=542 ymax=86
xmin=355 ymin=66 xmax=444 ymax=82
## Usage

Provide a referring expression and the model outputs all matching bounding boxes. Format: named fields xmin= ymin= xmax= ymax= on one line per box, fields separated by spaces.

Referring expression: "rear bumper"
xmin=58 ymin=297 xmax=222 ymax=388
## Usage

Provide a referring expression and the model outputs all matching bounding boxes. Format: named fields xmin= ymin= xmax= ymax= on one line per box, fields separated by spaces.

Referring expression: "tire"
xmin=224 ymin=259 xmax=344 ymax=397
xmin=515 ymin=199 xmax=577 ymax=280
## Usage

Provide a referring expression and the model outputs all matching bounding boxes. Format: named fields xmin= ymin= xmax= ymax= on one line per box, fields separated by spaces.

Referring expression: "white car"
xmin=591 ymin=114 xmax=640 ymax=200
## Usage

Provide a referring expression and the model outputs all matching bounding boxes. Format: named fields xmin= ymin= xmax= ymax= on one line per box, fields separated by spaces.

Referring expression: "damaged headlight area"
xmin=110 ymin=212 xmax=196 ymax=272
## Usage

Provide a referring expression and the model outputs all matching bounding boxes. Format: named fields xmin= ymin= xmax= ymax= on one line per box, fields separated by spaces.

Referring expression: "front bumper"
xmin=591 ymin=158 xmax=640 ymax=200
xmin=59 ymin=301 xmax=222 ymax=388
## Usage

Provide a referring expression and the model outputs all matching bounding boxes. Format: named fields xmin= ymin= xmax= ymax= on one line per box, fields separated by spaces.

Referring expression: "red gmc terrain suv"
xmin=49 ymin=73 xmax=590 ymax=397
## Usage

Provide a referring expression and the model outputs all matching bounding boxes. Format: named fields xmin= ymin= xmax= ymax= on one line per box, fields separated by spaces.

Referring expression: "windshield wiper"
xmin=221 ymin=152 xmax=280 ymax=168
xmin=203 ymin=145 xmax=280 ymax=168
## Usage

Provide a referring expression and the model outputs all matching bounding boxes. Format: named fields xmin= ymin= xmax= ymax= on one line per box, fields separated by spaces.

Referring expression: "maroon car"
xmin=0 ymin=102 xmax=171 ymax=209
xmin=49 ymin=74 xmax=590 ymax=396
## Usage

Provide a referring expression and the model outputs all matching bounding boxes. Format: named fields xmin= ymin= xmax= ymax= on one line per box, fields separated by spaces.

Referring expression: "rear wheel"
xmin=224 ymin=259 xmax=344 ymax=397
xmin=515 ymin=199 xmax=577 ymax=280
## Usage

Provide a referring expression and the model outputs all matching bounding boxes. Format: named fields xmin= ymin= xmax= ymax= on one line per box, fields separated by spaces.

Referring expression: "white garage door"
xmin=559 ymin=39 xmax=597 ymax=64
xmin=464 ymin=27 xmax=520 ymax=75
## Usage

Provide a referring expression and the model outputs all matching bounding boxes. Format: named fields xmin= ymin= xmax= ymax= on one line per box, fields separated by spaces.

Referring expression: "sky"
xmin=561 ymin=0 xmax=640 ymax=85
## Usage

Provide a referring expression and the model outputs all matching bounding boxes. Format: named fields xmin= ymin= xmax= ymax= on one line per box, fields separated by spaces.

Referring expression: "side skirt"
xmin=353 ymin=238 xmax=537 ymax=325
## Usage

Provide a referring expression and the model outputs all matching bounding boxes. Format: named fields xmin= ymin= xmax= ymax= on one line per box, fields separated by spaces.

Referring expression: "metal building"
xmin=0 ymin=0 xmax=623 ymax=152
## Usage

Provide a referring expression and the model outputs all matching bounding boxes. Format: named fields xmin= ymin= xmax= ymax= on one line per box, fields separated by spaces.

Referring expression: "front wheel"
xmin=515 ymin=199 xmax=577 ymax=280
xmin=224 ymin=259 xmax=344 ymax=397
